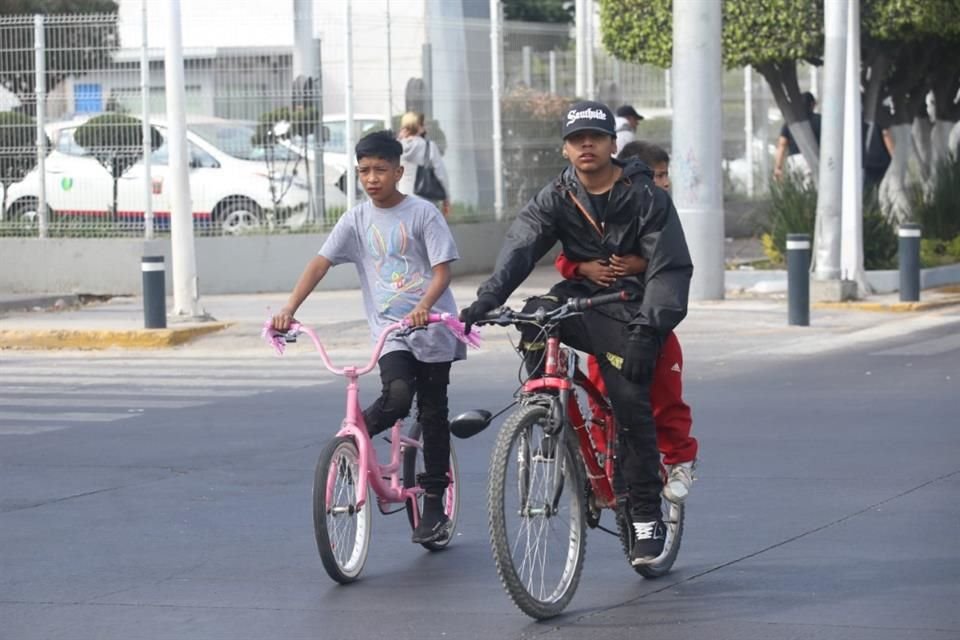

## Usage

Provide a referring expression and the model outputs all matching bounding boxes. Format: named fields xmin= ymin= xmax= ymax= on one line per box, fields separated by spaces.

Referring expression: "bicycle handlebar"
xmin=262 ymin=312 xmax=481 ymax=377
xmin=474 ymin=290 xmax=636 ymax=327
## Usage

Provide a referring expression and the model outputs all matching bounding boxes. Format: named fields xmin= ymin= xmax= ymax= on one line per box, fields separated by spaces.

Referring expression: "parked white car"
xmin=279 ymin=113 xmax=387 ymax=207
xmin=2 ymin=115 xmax=311 ymax=234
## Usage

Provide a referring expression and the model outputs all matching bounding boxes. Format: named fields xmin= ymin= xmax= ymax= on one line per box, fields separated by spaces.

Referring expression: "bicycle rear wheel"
xmin=487 ymin=403 xmax=586 ymax=620
xmin=313 ymin=436 xmax=372 ymax=583
xmin=403 ymin=421 xmax=460 ymax=551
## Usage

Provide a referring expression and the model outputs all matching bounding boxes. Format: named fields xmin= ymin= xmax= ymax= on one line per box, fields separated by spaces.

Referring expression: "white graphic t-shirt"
xmin=319 ymin=195 xmax=466 ymax=363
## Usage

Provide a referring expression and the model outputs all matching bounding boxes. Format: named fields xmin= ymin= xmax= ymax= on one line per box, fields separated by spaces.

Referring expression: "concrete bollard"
xmin=141 ymin=256 xmax=167 ymax=329
xmin=898 ymin=223 xmax=921 ymax=302
xmin=786 ymin=233 xmax=811 ymax=326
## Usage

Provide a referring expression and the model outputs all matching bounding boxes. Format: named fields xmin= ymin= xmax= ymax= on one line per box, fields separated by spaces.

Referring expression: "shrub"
xmin=920 ymin=235 xmax=960 ymax=268
xmin=501 ymin=87 xmax=570 ymax=209
xmin=911 ymin=157 xmax=960 ymax=241
xmin=759 ymin=171 xmax=816 ymax=265
xmin=252 ymin=106 xmax=320 ymax=146
xmin=74 ymin=114 xmax=161 ymax=215
xmin=760 ymin=173 xmax=898 ymax=269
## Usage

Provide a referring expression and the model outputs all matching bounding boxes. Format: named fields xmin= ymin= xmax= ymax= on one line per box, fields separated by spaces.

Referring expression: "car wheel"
xmin=7 ymin=199 xmax=50 ymax=227
xmin=216 ymin=198 xmax=262 ymax=235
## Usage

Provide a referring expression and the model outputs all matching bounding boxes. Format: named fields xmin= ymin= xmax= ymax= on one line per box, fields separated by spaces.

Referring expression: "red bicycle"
xmin=454 ymin=291 xmax=684 ymax=619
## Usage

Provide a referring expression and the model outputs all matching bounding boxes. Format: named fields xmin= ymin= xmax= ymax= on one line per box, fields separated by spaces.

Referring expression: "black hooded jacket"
xmin=477 ymin=158 xmax=693 ymax=336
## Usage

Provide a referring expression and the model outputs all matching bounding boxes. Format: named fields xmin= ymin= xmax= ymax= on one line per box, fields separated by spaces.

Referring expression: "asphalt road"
xmin=1 ymin=316 xmax=959 ymax=639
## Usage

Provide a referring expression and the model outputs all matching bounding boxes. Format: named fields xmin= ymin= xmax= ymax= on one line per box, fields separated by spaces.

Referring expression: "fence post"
xmin=898 ymin=223 xmax=921 ymax=302
xmin=548 ymin=50 xmax=557 ymax=95
xmin=787 ymin=233 xmax=811 ymax=326
xmin=489 ymin=0 xmax=504 ymax=220
xmin=142 ymin=256 xmax=167 ymax=329
xmin=33 ymin=14 xmax=48 ymax=239
xmin=522 ymin=45 xmax=532 ymax=87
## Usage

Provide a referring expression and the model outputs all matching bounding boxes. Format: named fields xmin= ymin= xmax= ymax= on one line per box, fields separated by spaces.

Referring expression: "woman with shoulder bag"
xmin=397 ymin=111 xmax=451 ymax=217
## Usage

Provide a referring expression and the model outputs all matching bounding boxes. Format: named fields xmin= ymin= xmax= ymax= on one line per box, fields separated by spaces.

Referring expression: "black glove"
xmin=620 ymin=329 xmax=659 ymax=384
xmin=459 ymin=293 xmax=500 ymax=334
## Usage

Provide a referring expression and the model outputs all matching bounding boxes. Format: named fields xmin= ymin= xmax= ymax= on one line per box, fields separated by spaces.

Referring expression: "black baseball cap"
xmin=562 ymin=101 xmax=616 ymax=139
xmin=615 ymin=104 xmax=644 ymax=120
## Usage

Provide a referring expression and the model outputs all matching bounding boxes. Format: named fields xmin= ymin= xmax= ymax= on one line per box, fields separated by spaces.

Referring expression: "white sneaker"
xmin=663 ymin=460 xmax=695 ymax=504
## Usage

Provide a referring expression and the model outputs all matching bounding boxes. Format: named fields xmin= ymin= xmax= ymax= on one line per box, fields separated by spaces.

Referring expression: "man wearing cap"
xmin=615 ymin=104 xmax=644 ymax=151
xmin=460 ymin=101 xmax=692 ymax=566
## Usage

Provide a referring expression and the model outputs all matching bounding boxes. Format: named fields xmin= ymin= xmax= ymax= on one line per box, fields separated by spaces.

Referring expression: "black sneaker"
xmin=412 ymin=494 xmax=451 ymax=544
xmin=629 ymin=518 xmax=666 ymax=566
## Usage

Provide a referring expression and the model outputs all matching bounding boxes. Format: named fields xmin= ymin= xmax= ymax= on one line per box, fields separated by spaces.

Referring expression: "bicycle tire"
xmin=487 ymin=403 xmax=587 ymax=619
xmin=313 ymin=436 xmax=372 ymax=583
xmin=402 ymin=422 xmax=460 ymax=551
xmin=617 ymin=495 xmax=684 ymax=579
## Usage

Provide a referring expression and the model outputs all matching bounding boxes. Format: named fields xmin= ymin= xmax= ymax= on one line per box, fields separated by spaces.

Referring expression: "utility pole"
xmin=841 ymin=0 xmax=866 ymax=292
xmin=813 ymin=0 xmax=847 ymax=284
xmin=164 ymin=0 xmax=202 ymax=318
xmin=671 ymin=0 xmax=725 ymax=300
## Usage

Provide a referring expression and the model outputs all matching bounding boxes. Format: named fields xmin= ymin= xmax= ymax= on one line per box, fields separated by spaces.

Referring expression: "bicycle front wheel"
xmin=487 ymin=403 xmax=586 ymax=620
xmin=403 ymin=421 xmax=460 ymax=551
xmin=313 ymin=436 xmax=372 ymax=583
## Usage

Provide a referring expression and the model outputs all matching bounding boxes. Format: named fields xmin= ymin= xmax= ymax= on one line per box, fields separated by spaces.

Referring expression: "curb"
xmin=0 ymin=323 xmax=232 ymax=350
xmin=813 ymin=296 xmax=960 ymax=313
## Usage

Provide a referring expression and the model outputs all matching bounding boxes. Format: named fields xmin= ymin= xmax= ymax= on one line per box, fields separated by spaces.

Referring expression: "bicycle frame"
xmin=521 ymin=335 xmax=619 ymax=509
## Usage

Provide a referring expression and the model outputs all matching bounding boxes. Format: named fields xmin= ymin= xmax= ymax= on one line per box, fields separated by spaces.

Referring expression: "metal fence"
xmin=0 ymin=5 xmax=814 ymax=240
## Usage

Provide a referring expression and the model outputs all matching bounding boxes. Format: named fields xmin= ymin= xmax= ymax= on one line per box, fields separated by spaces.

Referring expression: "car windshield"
xmin=189 ymin=122 xmax=299 ymax=162
xmin=323 ymin=119 xmax=385 ymax=153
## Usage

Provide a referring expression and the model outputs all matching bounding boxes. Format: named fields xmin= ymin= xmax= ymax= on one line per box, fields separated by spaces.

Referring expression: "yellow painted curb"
xmin=0 ymin=323 xmax=231 ymax=350
xmin=813 ymin=297 xmax=960 ymax=313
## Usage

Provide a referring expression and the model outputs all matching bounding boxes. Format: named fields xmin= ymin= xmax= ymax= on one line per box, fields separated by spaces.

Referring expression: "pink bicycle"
xmin=263 ymin=314 xmax=479 ymax=583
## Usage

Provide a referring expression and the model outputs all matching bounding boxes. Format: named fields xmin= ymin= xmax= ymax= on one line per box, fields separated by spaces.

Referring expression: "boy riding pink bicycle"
xmin=269 ymin=131 xmax=474 ymax=580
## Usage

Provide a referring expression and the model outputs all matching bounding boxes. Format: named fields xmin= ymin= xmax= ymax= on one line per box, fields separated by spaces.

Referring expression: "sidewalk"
xmin=2 ymin=265 xmax=959 ymax=351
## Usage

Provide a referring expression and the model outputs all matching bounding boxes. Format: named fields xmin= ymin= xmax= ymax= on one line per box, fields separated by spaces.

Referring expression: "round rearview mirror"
xmin=450 ymin=409 xmax=493 ymax=439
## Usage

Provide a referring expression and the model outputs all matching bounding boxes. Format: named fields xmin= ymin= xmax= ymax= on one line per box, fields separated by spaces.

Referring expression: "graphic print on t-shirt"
xmin=366 ymin=219 xmax=426 ymax=318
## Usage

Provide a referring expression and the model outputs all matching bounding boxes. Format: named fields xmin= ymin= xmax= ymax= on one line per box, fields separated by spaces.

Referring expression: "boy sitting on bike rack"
xmin=554 ymin=141 xmax=697 ymax=505
xmin=461 ymin=102 xmax=693 ymax=565
xmin=273 ymin=131 xmax=466 ymax=545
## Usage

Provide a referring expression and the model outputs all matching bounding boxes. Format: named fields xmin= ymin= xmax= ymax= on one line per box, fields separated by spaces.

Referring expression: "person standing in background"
xmin=773 ymin=92 xmax=821 ymax=182
xmin=397 ymin=112 xmax=451 ymax=217
xmin=614 ymin=104 xmax=644 ymax=151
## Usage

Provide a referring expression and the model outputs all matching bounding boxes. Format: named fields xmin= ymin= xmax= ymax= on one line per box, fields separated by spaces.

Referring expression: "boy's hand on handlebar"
xmin=609 ymin=254 xmax=648 ymax=278
xmin=459 ymin=293 xmax=500 ymax=334
xmin=405 ymin=305 xmax=430 ymax=327
xmin=576 ymin=260 xmax=616 ymax=287
xmin=271 ymin=308 xmax=297 ymax=332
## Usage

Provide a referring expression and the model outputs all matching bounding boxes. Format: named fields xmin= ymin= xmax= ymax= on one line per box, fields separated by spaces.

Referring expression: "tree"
xmin=73 ymin=113 xmax=161 ymax=218
xmin=0 ymin=111 xmax=49 ymax=216
xmin=503 ymin=0 xmax=574 ymax=24
xmin=862 ymin=0 xmax=960 ymax=221
xmin=0 ymin=0 xmax=119 ymax=115
xmin=600 ymin=0 xmax=824 ymax=180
